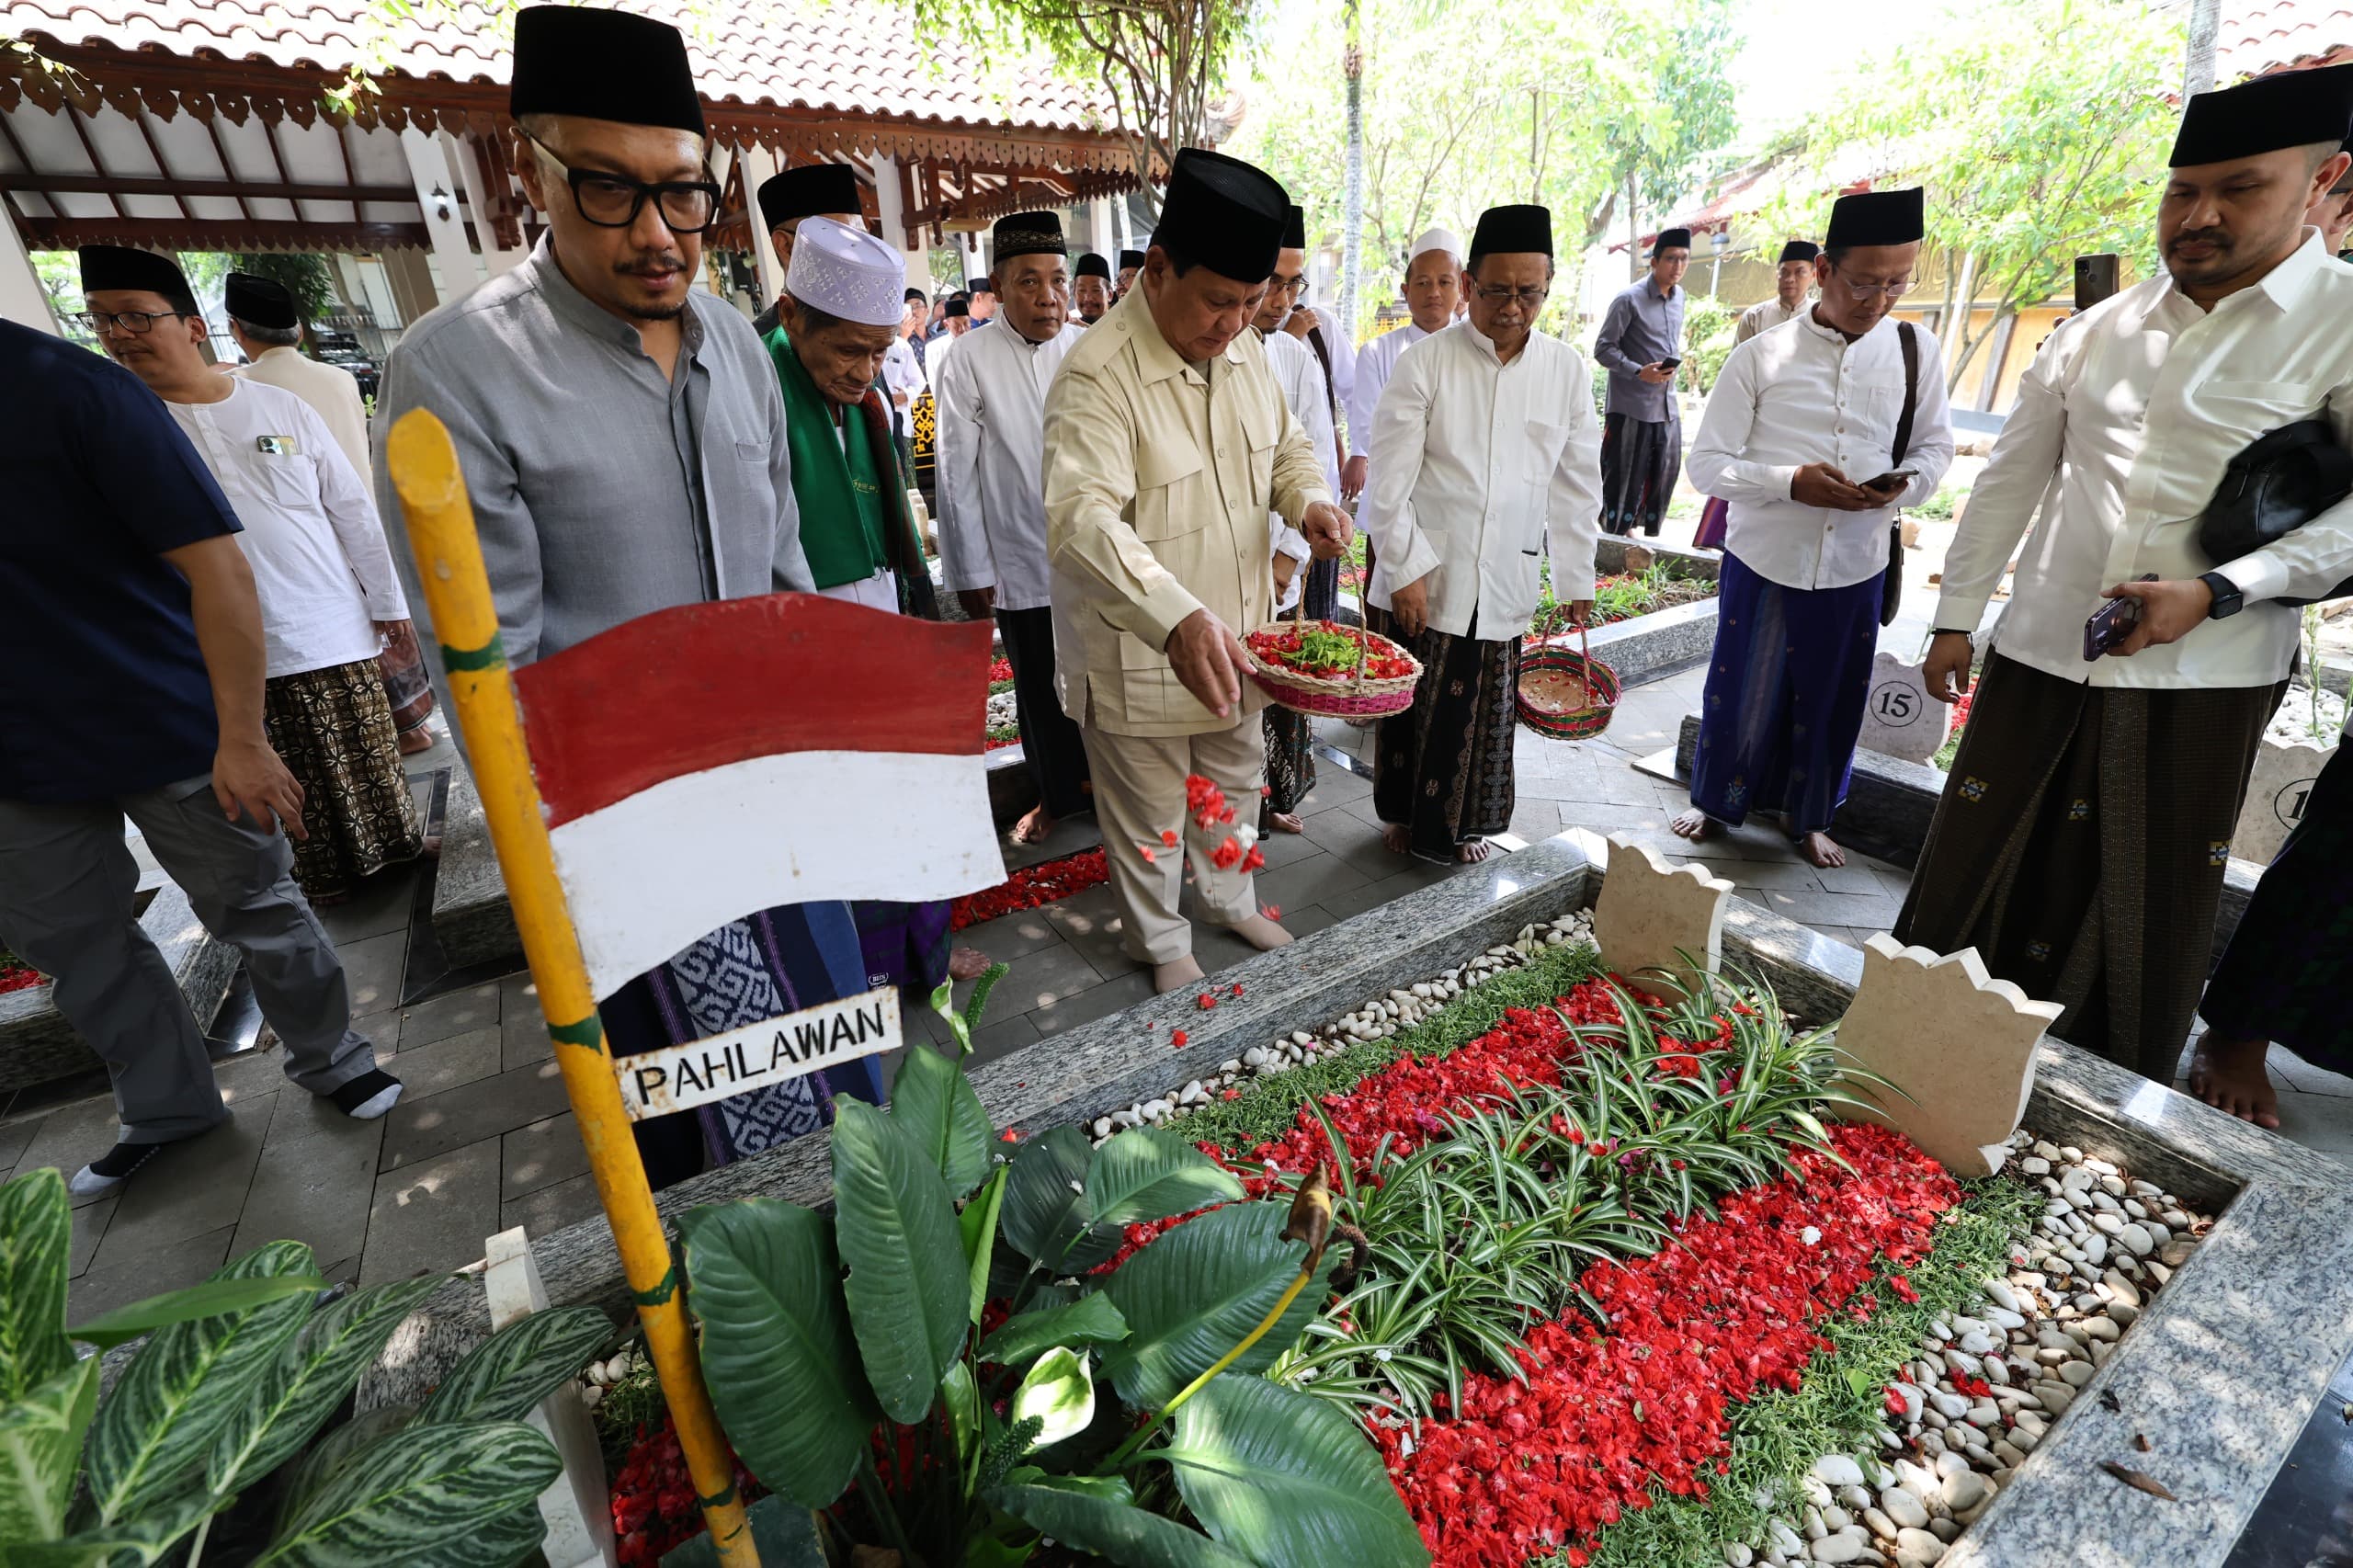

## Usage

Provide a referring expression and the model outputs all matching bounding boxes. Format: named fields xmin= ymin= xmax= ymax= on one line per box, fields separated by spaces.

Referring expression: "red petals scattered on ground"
xmin=610 ymin=1415 xmax=762 ymax=1568
xmin=1197 ymin=993 xmax=1219 ymax=1010
xmin=949 ymin=847 xmax=1110 ymax=931
xmin=0 ymin=961 xmax=42 ymax=995
xmin=1171 ymin=1028 xmax=1188 ymax=1048
xmin=1381 ymin=1125 xmax=1957 ymax=1565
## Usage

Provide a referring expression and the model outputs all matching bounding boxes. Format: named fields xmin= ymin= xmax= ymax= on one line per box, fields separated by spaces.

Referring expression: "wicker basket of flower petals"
xmin=1245 ymin=599 xmax=1422 ymax=720
xmin=1516 ymin=621 xmax=1620 ymax=739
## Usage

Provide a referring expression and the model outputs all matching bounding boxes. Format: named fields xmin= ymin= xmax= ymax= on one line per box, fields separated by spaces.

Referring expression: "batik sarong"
xmin=261 ymin=658 xmax=426 ymax=899
xmin=1688 ymin=552 xmax=1882 ymax=835
xmin=1372 ymin=611 xmax=1520 ymax=863
xmin=1893 ymin=653 xmax=2281 ymax=1083
xmin=1599 ymin=412 xmax=1680 ymax=537
xmin=2200 ymin=744 xmax=2353 ymax=1074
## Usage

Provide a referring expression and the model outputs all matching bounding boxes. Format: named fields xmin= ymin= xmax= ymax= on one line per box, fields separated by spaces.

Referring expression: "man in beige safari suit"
xmin=1043 ymin=149 xmax=1353 ymax=993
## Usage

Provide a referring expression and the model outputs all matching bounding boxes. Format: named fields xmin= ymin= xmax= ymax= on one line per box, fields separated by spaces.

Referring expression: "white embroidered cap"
xmin=1409 ymin=226 xmax=1463 ymax=268
xmin=788 ymin=216 xmax=905 ymax=327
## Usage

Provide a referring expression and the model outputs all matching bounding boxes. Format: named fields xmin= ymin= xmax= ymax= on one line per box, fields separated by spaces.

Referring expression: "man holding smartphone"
xmin=1677 ymin=188 xmax=1952 ymax=869
xmin=1593 ymin=228 xmax=1690 ymax=535
xmin=1898 ymin=64 xmax=2353 ymax=1090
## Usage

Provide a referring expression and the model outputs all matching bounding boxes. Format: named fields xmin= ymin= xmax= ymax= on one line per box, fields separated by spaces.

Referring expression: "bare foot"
xmin=1795 ymin=830 xmax=1847 ymax=869
xmin=1224 ymin=914 xmax=1294 ymax=951
xmin=1266 ymin=812 xmax=1304 ymax=834
xmin=1456 ymin=837 xmax=1493 ymax=863
xmin=1152 ymin=953 xmax=1206 ymax=994
xmin=1670 ymin=808 xmax=1720 ymax=843
xmin=1381 ymin=824 xmax=1410 ymax=855
xmin=948 ymin=947 xmax=990 ymax=983
xmin=397 ymin=727 xmax=435 ymax=756
xmin=2188 ymin=1034 xmax=2281 ymax=1128
xmin=1010 ymin=805 xmax=1057 ymax=845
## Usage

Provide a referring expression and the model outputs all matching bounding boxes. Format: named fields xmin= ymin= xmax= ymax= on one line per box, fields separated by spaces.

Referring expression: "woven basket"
xmin=1517 ymin=624 xmax=1620 ymax=739
xmin=1246 ymin=613 xmax=1422 ymax=720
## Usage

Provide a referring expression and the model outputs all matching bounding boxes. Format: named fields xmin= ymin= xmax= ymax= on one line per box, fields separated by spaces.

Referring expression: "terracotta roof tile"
xmin=2219 ymin=0 xmax=2353 ymax=78
xmin=6 ymin=0 xmax=1110 ymax=132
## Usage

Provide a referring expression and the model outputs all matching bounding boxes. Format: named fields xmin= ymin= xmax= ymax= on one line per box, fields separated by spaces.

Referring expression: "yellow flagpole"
xmin=387 ymin=410 xmax=758 ymax=1568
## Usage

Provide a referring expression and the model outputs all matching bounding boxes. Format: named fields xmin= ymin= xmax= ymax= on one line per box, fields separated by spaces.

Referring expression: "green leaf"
xmin=11 ymin=1482 xmax=221 ymax=1568
xmin=68 ymin=1273 xmax=326 ymax=1352
xmin=942 ymin=1360 xmax=981 ymax=1466
xmin=929 ymin=977 xmax=970 ymax=1056
xmin=1844 ymin=1369 xmax=1874 ymax=1400
xmin=1008 ymin=1346 xmax=1094 ymax=1449
xmin=829 ymin=1098 xmax=968 ymax=1424
xmin=414 ymin=1305 xmax=608 ymax=1428
xmin=1163 ymin=1374 xmax=1425 ymax=1568
xmin=209 ymin=1275 xmax=446 ymax=1495
xmin=988 ymin=1483 xmax=1257 ymax=1568
xmin=999 ymin=1125 xmax=1113 ymax=1272
xmin=1101 ymin=1204 xmax=1335 ymax=1410
xmin=676 ymin=1199 xmax=878 ymax=1509
xmin=1085 ymin=1129 xmax=1245 ymax=1229
xmin=275 ymin=1405 xmax=413 ymax=1531
xmin=0 ymin=1356 xmax=97 ymax=1543
xmin=254 ymin=1419 xmax=558 ymax=1568
xmin=892 ymin=1043 xmax=993 ymax=1199
xmin=979 ymin=1294 xmax=1130 ymax=1369
xmin=961 ymin=1167 xmax=1008 ymax=1327
xmin=657 ymin=1493 xmax=827 ymax=1568
xmin=85 ymin=1241 xmax=318 ymax=1524
xmin=0 ymin=1171 xmax=72 ymax=1403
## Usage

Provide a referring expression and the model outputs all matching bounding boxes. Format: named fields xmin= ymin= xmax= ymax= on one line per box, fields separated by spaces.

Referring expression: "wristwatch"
xmin=1929 ymin=627 xmax=1974 ymax=639
xmin=2199 ymin=572 xmax=2245 ymax=619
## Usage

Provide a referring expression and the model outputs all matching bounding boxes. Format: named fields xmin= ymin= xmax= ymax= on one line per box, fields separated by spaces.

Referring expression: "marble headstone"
xmin=2230 ymin=733 xmax=2336 ymax=866
xmin=1594 ymin=835 xmax=1733 ymax=994
xmin=1833 ymin=934 xmax=2057 ymax=1177
xmin=484 ymin=1227 xmax=619 ymax=1568
xmin=1856 ymin=652 xmax=1952 ymax=765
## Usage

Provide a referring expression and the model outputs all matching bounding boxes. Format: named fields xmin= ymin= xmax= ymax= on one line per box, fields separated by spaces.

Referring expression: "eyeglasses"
xmin=524 ymin=135 xmax=722 ymax=233
xmin=1828 ymin=267 xmax=1911 ymax=301
xmin=76 ymin=309 xmax=197 ymax=335
xmin=1472 ymin=283 xmax=1550 ymax=306
xmin=1267 ymin=274 xmax=1307 ymax=296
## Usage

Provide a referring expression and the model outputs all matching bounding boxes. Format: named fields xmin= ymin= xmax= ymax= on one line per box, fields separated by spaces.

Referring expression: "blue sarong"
xmin=1688 ymin=551 xmax=1881 ymax=835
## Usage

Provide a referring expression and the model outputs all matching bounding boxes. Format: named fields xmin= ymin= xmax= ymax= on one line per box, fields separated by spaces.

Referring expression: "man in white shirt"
xmin=1366 ymin=204 xmax=1603 ymax=863
xmin=83 ymin=246 xmax=426 ymax=910
xmin=935 ymin=210 xmax=1090 ymax=844
xmin=1733 ymin=240 xmax=1819 ymax=346
xmin=1073 ymin=253 xmax=1114 ymax=324
xmin=1253 ymin=208 xmax=1344 ymax=832
xmin=1678 ymin=190 xmax=1952 ymax=869
xmin=1899 ymin=64 xmax=2353 ymax=1090
xmin=225 ymin=272 xmax=371 ymax=483
xmin=1343 ymin=228 xmax=1462 ymax=506
xmin=2304 ymin=133 xmax=2353 ymax=254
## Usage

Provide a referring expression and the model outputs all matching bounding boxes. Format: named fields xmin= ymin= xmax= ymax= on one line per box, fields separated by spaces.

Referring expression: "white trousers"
xmin=1080 ymin=719 xmax=1266 ymax=964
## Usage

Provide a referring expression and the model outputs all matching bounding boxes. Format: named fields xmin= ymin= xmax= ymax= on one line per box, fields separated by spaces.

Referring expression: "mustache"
xmin=615 ymin=251 xmax=687 ymax=278
xmin=2166 ymin=226 xmax=2230 ymax=252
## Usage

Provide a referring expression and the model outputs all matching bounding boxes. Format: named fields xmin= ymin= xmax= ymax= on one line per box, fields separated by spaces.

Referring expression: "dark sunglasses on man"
xmin=523 ymin=133 xmax=722 ymax=233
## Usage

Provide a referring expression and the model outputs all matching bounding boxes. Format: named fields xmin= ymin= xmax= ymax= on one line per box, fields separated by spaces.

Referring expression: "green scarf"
xmin=767 ymin=325 xmax=892 ymax=590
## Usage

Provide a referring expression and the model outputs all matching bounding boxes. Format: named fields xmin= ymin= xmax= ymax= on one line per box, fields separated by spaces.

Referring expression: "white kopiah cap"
xmin=1409 ymin=227 xmax=1463 ymax=268
xmin=788 ymin=216 xmax=905 ymax=327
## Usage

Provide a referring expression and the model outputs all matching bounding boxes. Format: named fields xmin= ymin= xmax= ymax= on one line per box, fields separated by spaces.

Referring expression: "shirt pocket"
xmin=1131 ymin=442 xmax=1206 ymax=541
xmin=250 ymin=449 xmax=320 ymax=510
xmin=1524 ymin=419 xmax=1570 ymax=486
xmin=734 ymin=438 xmax=767 ymax=464
xmin=1245 ymin=423 xmax=1277 ymax=507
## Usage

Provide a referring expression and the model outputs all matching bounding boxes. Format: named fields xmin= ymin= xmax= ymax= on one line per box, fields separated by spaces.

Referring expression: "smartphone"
xmin=2082 ymin=574 xmax=2159 ymax=660
xmin=1656 ymin=358 xmax=1682 ymax=371
xmin=1860 ymin=468 xmax=1917 ymax=493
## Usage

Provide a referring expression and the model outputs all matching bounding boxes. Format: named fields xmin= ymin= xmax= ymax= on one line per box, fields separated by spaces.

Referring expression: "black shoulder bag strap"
xmin=1881 ymin=321 xmax=1919 ymax=627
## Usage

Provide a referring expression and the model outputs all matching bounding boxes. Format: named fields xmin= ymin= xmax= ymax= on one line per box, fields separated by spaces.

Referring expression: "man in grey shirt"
xmin=1592 ymin=227 xmax=1690 ymax=536
xmin=376 ymin=23 xmax=810 ymax=669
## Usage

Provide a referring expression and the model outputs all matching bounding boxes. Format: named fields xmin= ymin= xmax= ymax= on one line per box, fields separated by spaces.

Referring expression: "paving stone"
xmin=957 ymin=908 xmax=1065 ymax=967
xmin=1002 ymin=812 xmax=1103 ymax=872
xmin=0 ymin=1111 xmax=40 ymax=1171
xmin=384 ymin=1026 xmax=503 ymax=1100
xmin=1810 ymin=857 xmax=1902 ymax=897
xmin=1507 ymin=799 xmax=1564 ymax=839
xmin=360 ymin=1135 xmax=503 ymax=1285
xmin=976 ymin=939 xmax=1114 ymax=1028
xmin=379 ymin=1058 xmax=572 ymax=1173
xmin=208 ymin=1045 xmax=295 ymax=1111
xmin=499 ymin=971 xmax=551 ymax=1071
xmin=234 ymin=1113 xmax=383 ymax=1264
xmin=1688 ymin=856 xmax=1824 ymax=891
xmin=1247 ymin=822 xmax=1326 ymax=869
xmin=1321 ymin=860 xmax=1468 ymax=922
xmin=1249 ymin=849 xmax=1374 ymax=916
xmin=502 ymin=1170 xmax=608 ymax=1243
xmin=967 ymin=1011 xmax=1046 ymax=1066
xmin=502 ymin=1112 xmax=590 ymax=1201
xmin=397 ymin=983 xmax=501 ymax=1051
xmin=89 ymin=1095 xmax=274 ymax=1266
xmin=316 ymin=868 xmax=420 ymax=946
xmin=1292 ymin=767 xmax=1371 ymax=814
xmin=14 ymin=1092 xmax=131 ymax=1198
xmin=1042 ymin=885 xmax=1142 ymax=983
xmin=68 ymin=1193 xmax=117 ymax=1278
xmin=1296 ymin=806 xmax=1417 ymax=881
xmin=72 ymin=1223 xmax=236 ymax=1320
xmin=1746 ymin=886 xmax=1905 ymax=930
xmin=1273 ymin=903 xmax=1340 ymax=939
xmin=335 ymin=930 xmax=410 ymax=1017
xmin=350 ymin=1008 xmax=402 ymax=1058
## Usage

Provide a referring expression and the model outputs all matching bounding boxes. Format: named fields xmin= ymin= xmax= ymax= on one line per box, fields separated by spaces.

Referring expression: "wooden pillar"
xmin=455 ymin=129 xmax=529 ymax=277
xmin=0 ymin=199 xmax=57 ymax=334
xmin=737 ymin=141 xmax=784 ymax=306
xmin=400 ymin=127 xmax=480 ymax=303
xmin=869 ymin=153 xmax=929 ymax=293
xmin=381 ymin=246 xmax=440 ymax=329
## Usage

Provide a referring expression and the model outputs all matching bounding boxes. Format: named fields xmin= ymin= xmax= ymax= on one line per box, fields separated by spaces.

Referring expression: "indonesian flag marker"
xmin=386 ymin=409 xmax=999 ymax=1568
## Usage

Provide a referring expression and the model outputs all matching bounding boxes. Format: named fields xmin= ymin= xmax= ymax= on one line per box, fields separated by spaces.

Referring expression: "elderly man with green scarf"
xmin=765 ymin=216 xmax=938 ymax=619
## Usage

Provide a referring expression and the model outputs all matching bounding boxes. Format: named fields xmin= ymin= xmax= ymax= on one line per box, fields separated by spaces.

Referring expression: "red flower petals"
xmin=1161 ymin=829 xmax=1179 ymax=847
xmin=950 ymin=847 xmax=1109 ymax=931
xmin=1197 ymin=993 xmax=1219 ymax=1010
xmin=1171 ymin=1028 xmax=1188 ymax=1048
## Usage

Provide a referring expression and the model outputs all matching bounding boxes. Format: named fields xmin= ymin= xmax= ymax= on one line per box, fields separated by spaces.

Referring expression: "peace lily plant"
xmin=670 ymin=973 xmax=1426 ymax=1567
xmin=0 ymin=1165 xmax=610 ymax=1568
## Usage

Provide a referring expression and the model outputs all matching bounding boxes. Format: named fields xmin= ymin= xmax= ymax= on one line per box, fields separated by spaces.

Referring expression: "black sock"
xmin=86 ymin=1142 xmax=163 ymax=1179
xmin=330 ymin=1069 xmax=401 ymax=1114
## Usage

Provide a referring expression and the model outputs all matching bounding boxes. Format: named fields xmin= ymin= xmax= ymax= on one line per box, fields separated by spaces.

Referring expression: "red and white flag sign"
xmin=512 ymin=593 xmax=1001 ymax=997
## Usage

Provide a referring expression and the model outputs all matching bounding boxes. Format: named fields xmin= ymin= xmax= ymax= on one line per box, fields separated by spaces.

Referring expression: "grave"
xmin=0 ymin=882 xmax=238 ymax=1096
xmin=360 ymin=827 xmax=2353 ymax=1568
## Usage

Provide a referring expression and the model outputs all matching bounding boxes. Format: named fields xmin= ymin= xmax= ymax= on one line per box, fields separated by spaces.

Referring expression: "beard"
xmin=613 ymin=251 xmax=691 ymax=320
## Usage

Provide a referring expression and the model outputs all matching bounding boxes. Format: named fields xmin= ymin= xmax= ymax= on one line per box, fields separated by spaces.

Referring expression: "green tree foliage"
xmin=1233 ymin=0 xmax=1736 ymax=330
xmin=1751 ymin=0 xmax=2181 ymax=392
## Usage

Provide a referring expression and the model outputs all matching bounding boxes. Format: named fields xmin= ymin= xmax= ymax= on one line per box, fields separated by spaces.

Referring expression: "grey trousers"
xmin=0 ymin=774 xmax=376 ymax=1143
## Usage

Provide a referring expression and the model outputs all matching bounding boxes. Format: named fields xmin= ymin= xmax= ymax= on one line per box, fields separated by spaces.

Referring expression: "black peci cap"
xmin=1152 ymin=148 xmax=1290 ymax=283
xmin=758 ymin=164 xmax=859 ymax=232
xmin=1117 ymin=248 xmax=1146 ymax=271
xmin=224 ymin=272 xmax=300 ymax=329
xmin=509 ymin=6 xmax=705 ymax=136
xmin=1075 ymin=252 xmax=1111 ymax=280
xmin=1778 ymin=239 xmax=1822 ymax=265
xmin=1282 ymin=203 xmax=1307 ymax=250
xmin=2171 ymin=62 xmax=2353 ymax=167
xmin=1471 ymin=203 xmax=1553 ymax=258
xmin=1651 ymin=227 xmax=1693 ymax=256
xmin=78 ymin=244 xmax=192 ymax=303
xmin=1824 ymin=187 xmax=1926 ymax=249
xmin=992 ymin=210 xmax=1066 ymax=261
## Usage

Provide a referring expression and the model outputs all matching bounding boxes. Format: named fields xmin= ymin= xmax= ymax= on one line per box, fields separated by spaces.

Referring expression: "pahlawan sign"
xmin=613 ymin=986 xmax=903 ymax=1120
